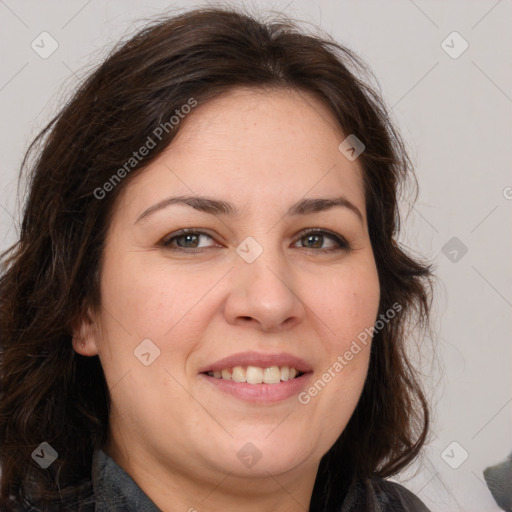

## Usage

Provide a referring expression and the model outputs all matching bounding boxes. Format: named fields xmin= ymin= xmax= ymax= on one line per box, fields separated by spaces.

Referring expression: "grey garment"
xmin=92 ymin=449 xmax=161 ymax=512
xmin=340 ymin=477 xmax=431 ymax=512
xmin=21 ymin=449 xmax=431 ymax=511
xmin=483 ymin=452 xmax=512 ymax=512
xmin=19 ymin=450 xmax=158 ymax=512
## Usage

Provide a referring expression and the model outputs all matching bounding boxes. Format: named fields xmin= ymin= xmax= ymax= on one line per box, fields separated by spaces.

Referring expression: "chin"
xmin=209 ymin=433 xmax=315 ymax=477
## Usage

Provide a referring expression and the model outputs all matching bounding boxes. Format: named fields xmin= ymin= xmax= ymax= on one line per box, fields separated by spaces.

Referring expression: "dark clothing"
xmin=20 ymin=449 xmax=431 ymax=511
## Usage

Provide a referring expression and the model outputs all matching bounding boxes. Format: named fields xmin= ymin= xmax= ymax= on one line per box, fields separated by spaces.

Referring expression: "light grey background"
xmin=1 ymin=1 xmax=511 ymax=510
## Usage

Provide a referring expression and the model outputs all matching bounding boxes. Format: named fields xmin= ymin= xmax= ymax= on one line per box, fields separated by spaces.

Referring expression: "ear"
xmin=71 ymin=308 xmax=100 ymax=357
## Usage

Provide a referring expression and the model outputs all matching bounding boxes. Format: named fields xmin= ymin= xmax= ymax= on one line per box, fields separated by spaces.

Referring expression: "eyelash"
xmin=161 ymin=228 xmax=350 ymax=253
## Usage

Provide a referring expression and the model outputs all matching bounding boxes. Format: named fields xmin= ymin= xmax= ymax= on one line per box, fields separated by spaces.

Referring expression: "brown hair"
xmin=0 ymin=6 xmax=433 ymax=511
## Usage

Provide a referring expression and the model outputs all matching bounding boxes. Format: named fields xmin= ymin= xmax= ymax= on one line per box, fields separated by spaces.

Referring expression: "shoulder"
xmin=342 ymin=477 xmax=431 ymax=512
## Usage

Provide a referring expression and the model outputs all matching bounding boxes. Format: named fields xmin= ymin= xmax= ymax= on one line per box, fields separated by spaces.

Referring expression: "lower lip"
xmin=199 ymin=373 xmax=312 ymax=403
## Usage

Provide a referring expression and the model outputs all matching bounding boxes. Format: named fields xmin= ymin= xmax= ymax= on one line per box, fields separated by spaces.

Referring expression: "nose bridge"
xmin=224 ymin=234 xmax=304 ymax=330
xmin=236 ymin=234 xmax=293 ymax=301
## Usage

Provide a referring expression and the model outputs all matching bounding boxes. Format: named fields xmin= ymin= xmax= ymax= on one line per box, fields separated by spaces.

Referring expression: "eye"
xmin=161 ymin=228 xmax=350 ymax=253
xmin=293 ymin=229 xmax=350 ymax=252
xmin=162 ymin=229 xmax=218 ymax=251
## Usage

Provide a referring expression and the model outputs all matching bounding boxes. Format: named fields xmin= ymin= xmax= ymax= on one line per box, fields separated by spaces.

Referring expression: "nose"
xmin=223 ymin=244 xmax=306 ymax=332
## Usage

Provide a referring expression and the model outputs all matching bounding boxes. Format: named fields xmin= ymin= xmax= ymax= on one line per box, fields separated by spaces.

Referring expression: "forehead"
xmin=115 ymin=87 xmax=366 ymax=220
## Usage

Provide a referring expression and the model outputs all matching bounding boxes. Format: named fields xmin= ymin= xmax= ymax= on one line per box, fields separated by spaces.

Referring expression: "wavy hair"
xmin=0 ymin=6 xmax=433 ymax=511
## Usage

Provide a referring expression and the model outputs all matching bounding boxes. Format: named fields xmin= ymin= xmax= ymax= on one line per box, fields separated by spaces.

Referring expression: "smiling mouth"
xmin=203 ymin=365 xmax=304 ymax=384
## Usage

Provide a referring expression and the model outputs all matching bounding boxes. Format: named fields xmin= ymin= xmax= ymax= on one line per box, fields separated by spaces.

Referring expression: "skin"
xmin=73 ymin=87 xmax=380 ymax=512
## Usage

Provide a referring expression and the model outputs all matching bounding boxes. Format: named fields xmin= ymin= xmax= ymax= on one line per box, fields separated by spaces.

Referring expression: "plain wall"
xmin=1 ymin=1 xmax=510 ymax=510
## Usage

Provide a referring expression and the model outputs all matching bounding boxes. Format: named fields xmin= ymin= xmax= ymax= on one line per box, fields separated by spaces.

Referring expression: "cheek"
xmin=296 ymin=262 xmax=379 ymax=456
xmin=100 ymin=254 xmax=217 ymax=339
xmin=309 ymin=260 xmax=380 ymax=353
xmin=96 ymin=255 xmax=212 ymax=420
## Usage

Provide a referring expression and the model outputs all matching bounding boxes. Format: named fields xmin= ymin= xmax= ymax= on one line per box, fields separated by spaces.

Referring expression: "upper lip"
xmin=199 ymin=351 xmax=313 ymax=374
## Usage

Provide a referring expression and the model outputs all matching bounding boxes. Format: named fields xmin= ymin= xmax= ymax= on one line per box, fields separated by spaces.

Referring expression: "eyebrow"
xmin=135 ymin=195 xmax=364 ymax=224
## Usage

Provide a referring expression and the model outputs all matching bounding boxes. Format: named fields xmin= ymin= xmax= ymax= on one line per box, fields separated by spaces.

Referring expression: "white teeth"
xmin=246 ymin=366 xmax=263 ymax=384
xmin=263 ymin=366 xmax=281 ymax=384
xmin=231 ymin=366 xmax=246 ymax=382
xmin=207 ymin=365 xmax=302 ymax=384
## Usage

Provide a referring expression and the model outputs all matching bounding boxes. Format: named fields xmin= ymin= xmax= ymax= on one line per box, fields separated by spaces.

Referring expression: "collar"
xmin=91 ymin=449 xmax=161 ymax=511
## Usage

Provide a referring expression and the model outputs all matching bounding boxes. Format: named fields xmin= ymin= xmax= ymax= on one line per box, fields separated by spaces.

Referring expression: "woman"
xmin=0 ymin=6 xmax=433 ymax=512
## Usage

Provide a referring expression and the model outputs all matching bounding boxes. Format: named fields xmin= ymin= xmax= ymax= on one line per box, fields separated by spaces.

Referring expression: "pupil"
xmin=305 ymin=234 xmax=322 ymax=248
xmin=179 ymin=234 xmax=198 ymax=247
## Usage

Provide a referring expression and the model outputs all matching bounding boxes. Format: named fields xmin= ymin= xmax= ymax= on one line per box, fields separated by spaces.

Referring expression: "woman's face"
xmin=75 ymin=87 xmax=380 ymax=491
